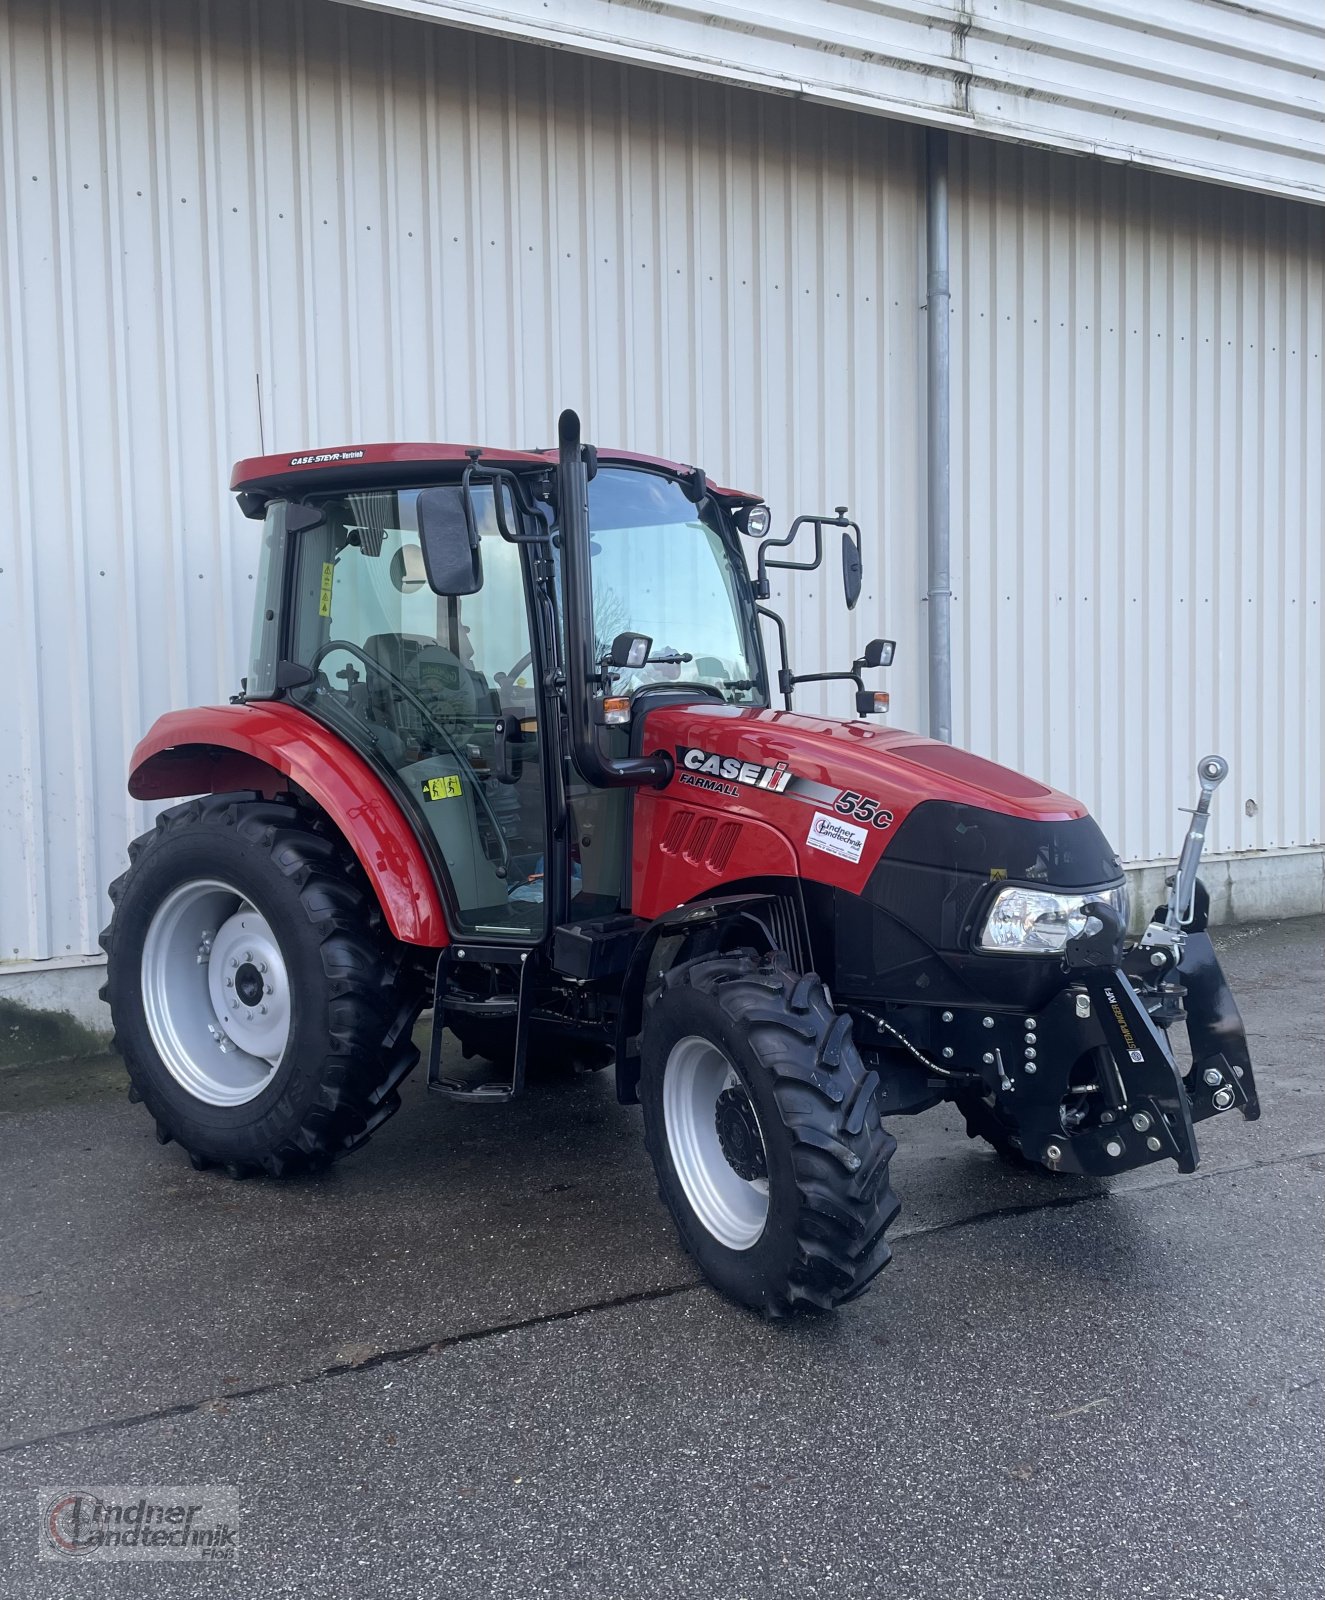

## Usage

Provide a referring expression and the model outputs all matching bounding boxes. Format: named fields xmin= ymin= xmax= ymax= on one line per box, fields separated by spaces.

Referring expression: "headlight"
xmin=976 ymin=883 xmax=1130 ymax=954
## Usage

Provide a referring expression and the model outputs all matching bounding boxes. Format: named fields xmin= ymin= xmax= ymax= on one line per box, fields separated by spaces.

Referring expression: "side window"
xmin=286 ymin=489 xmax=547 ymax=938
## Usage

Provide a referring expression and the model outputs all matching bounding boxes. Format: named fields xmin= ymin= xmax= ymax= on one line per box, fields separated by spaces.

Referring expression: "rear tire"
xmin=100 ymin=795 xmax=424 ymax=1177
xmin=640 ymin=951 xmax=899 ymax=1316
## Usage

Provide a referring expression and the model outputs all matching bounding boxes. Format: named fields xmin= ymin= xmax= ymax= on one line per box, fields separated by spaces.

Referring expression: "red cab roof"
xmin=229 ymin=441 xmax=759 ymax=503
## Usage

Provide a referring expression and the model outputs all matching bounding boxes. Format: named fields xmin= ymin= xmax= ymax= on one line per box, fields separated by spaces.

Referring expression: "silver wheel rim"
xmin=663 ymin=1035 xmax=769 ymax=1251
xmin=141 ymin=878 xmax=291 ymax=1107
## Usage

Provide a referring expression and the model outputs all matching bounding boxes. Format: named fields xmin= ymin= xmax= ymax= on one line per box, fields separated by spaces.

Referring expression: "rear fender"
xmin=128 ymin=703 xmax=447 ymax=947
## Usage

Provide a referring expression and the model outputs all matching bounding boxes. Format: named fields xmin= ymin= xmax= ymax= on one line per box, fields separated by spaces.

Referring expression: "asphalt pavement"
xmin=0 ymin=918 xmax=1321 ymax=1598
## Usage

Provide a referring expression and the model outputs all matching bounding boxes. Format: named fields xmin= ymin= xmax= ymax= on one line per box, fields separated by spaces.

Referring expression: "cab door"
xmin=284 ymin=483 xmax=550 ymax=939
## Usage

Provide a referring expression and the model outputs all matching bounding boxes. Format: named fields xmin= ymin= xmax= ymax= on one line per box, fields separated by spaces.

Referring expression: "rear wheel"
xmin=640 ymin=951 xmax=899 ymax=1316
xmin=101 ymin=795 xmax=424 ymax=1177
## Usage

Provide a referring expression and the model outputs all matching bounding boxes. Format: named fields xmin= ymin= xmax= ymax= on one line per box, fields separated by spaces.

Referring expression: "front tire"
xmin=101 ymin=796 xmax=424 ymax=1177
xmin=641 ymin=951 xmax=899 ymax=1316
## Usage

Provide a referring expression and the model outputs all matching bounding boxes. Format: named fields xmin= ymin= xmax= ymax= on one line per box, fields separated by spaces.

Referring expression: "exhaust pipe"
xmin=556 ymin=409 xmax=671 ymax=789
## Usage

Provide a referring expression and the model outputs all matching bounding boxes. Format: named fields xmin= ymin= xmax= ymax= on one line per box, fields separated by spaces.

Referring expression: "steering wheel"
xmin=495 ymin=650 xmax=534 ymax=691
xmin=309 ymin=639 xmax=511 ymax=877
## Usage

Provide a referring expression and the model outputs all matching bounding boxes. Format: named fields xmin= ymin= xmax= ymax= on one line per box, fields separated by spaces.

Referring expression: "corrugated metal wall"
xmin=1 ymin=0 xmax=1320 ymax=967
xmin=340 ymin=0 xmax=1325 ymax=205
xmin=949 ymin=141 xmax=1324 ymax=861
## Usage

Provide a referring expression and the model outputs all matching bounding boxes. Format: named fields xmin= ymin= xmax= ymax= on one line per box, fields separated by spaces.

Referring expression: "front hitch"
xmin=950 ymin=755 xmax=1258 ymax=1176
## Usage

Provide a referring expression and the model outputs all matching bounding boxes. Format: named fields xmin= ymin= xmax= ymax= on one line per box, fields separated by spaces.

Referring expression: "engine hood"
xmin=631 ymin=701 xmax=1097 ymax=907
xmin=643 ymin=703 xmax=1086 ymax=821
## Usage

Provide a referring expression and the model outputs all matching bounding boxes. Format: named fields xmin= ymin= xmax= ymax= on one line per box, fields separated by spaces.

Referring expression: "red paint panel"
xmin=230 ymin=442 xmax=549 ymax=492
xmin=632 ymin=796 xmax=799 ymax=920
xmin=230 ymin=441 xmax=758 ymax=505
xmin=128 ymin=703 xmax=447 ymax=948
xmin=630 ymin=703 xmax=1089 ymax=906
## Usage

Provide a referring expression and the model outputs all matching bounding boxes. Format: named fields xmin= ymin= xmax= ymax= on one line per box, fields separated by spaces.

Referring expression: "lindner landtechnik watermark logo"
xmin=39 ymin=1486 xmax=239 ymax=1561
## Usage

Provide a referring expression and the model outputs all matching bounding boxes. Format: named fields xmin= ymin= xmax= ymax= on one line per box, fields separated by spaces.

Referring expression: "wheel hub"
xmin=234 ymin=962 xmax=264 ymax=1007
xmin=715 ymin=1086 xmax=767 ymax=1181
xmin=661 ymin=1036 xmax=770 ymax=1252
xmin=141 ymin=878 xmax=290 ymax=1107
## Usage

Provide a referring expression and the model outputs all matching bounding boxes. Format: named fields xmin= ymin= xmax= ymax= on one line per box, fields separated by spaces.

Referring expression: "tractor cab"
xmin=234 ymin=425 xmax=789 ymax=947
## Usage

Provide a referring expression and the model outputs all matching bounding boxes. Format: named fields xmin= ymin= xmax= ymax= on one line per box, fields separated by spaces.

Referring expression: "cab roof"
xmin=229 ymin=442 xmax=760 ymax=507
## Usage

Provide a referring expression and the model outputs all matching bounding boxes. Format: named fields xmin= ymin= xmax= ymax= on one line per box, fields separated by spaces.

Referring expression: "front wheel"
xmin=640 ymin=951 xmax=899 ymax=1316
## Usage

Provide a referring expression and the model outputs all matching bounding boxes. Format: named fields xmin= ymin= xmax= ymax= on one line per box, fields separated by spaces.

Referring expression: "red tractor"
xmin=102 ymin=411 xmax=1258 ymax=1315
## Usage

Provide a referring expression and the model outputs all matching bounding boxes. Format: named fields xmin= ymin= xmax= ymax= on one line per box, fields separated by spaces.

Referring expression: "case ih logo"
xmin=677 ymin=746 xmax=792 ymax=793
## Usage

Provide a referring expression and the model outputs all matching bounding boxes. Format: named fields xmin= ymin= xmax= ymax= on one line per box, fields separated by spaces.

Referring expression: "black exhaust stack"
xmin=556 ymin=409 xmax=670 ymax=789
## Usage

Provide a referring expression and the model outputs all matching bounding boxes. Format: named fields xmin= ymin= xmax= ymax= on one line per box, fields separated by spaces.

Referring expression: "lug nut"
xmin=1025 ymin=1061 xmax=1037 ymax=1074
xmin=1213 ymin=1087 xmax=1235 ymax=1110
xmin=265 ymin=984 xmax=273 ymax=995
xmin=1131 ymin=1111 xmax=1152 ymax=1132
xmin=941 ymin=1047 xmax=954 ymax=1059
xmin=259 ymin=962 xmax=267 ymax=973
xmin=1024 ymin=1047 xmax=1036 ymax=1060
xmin=1024 ymin=1018 xmax=1036 ymax=1029
xmin=1203 ymin=1067 xmax=1223 ymax=1087
xmin=225 ymin=977 xmax=234 ymax=988
xmin=982 ymin=1052 xmax=995 ymax=1065
xmin=1024 ymin=1032 xmax=1036 ymax=1045
xmin=1146 ymin=1135 xmax=1162 ymax=1152
xmin=941 ymin=1011 xmax=953 ymax=1023
xmin=982 ymin=1016 xmax=995 ymax=1029
xmin=230 ymin=958 xmax=238 ymax=969
xmin=1105 ymin=1140 xmax=1123 ymax=1158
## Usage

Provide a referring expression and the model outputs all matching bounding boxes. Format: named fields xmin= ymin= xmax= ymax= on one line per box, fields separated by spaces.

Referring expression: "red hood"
xmin=645 ymin=704 xmax=1085 ymax=822
xmin=629 ymin=702 xmax=1088 ymax=913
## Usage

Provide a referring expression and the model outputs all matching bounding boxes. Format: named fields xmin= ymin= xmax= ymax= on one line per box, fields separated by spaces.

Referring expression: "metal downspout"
xmin=925 ymin=128 xmax=953 ymax=744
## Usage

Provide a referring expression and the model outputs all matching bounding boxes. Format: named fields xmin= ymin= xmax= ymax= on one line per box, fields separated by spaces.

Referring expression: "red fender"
xmin=128 ymin=703 xmax=448 ymax=947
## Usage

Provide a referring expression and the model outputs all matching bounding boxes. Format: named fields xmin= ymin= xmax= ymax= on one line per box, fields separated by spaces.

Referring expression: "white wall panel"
xmin=1 ymin=0 xmax=1320 ymax=967
xmin=949 ymin=140 xmax=1324 ymax=861
xmin=340 ymin=0 xmax=1325 ymax=205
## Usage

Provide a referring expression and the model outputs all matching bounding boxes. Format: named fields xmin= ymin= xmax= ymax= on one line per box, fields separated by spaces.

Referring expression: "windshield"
xmin=587 ymin=467 xmax=765 ymax=706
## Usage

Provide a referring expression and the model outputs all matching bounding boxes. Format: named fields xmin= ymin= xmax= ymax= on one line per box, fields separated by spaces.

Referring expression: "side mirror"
xmin=417 ymin=486 xmax=482 ymax=596
xmin=861 ymin=638 xmax=896 ymax=669
xmin=841 ymin=529 xmax=862 ymax=610
xmin=608 ymin=632 xmax=653 ymax=670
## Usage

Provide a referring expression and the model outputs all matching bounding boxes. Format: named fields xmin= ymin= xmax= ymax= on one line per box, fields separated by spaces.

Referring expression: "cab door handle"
xmin=492 ymin=712 xmax=524 ymax=784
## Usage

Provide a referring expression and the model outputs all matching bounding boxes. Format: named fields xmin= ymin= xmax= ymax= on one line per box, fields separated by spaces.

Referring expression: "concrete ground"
xmin=0 ymin=919 xmax=1320 ymax=1598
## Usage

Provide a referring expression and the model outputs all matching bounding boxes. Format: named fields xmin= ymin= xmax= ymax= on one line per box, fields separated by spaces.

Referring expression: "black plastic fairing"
xmin=827 ymin=800 xmax=1126 ymax=1010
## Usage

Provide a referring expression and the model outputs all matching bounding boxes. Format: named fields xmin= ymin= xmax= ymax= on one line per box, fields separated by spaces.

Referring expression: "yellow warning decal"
xmin=421 ymin=775 xmax=463 ymax=801
xmin=318 ymin=562 xmax=334 ymax=617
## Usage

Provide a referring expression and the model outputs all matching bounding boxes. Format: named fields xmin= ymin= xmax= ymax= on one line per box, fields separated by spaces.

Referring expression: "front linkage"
xmin=885 ymin=757 xmax=1259 ymax=1177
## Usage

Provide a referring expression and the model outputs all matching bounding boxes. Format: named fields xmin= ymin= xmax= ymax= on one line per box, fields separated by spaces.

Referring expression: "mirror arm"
xmin=460 ymin=458 xmax=552 ymax=545
xmin=756 ymin=604 xmax=795 ymax=710
xmin=792 ymin=668 xmax=866 ymax=694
